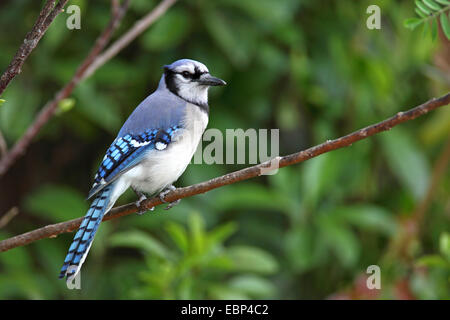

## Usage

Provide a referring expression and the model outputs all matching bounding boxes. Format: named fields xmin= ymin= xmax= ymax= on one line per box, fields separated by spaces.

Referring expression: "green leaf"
xmin=56 ymin=98 xmax=75 ymax=115
xmin=109 ymin=230 xmax=170 ymax=259
xmin=131 ymin=0 xmax=157 ymax=12
xmin=318 ymin=216 xmax=360 ymax=267
xmin=165 ymin=222 xmax=188 ymax=253
xmin=440 ymin=12 xmax=450 ymax=40
xmin=415 ymin=8 xmax=428 ymax=18
xmin=217 ymin=0 xmax=297 ymax=25
xmin=227 ymin=245 xmax=278 ymax=274
xmin=204 ymin=255 xmax=234 ymax=270
xmin=41 ymin=13 xmax=69 ymax=50
xmin=0 ymin=99 xmax=5 ymax=107
xmin=301 ymin=152 xmax=342 ymax=208
xmin=284 ymin=227 xmax=317 ymax=272
xmin=228 ymin=275 xmax=275 ymax=298
xmin=435 ymin=0 xmax=450 ymax=4
xmin=422 ymin=0 xmax=442 ymax=11
xmin=439 ymin=232 xmax=450 ymax=261
xmin=269 ymin=165 xmax=302 ymax=200
xmin=74 ymin=82 xmax=122 ymax=133
xmin=431 ymin=18 xmax=438 ymax=40
xmin=202 ymin=8 xmax=257 ymax=66
xmin=0 ymin=83 xmax=40 ymax=141
xmin=404 ymin=18 xmax=424 ymax=30
xmin=331 ymin=205 xmax=398 ymax=235
xmin=189 ymin=213 xmax=206 ymax=255
xmin=422 ymin=18 xmax=431 ymax=37
xmin=420 ymin=107 xmax=450 ymax=144
xmin=416 ymin=255 xmax=449 ymax=268
xmin=380 ymin=128 xmax=430 ymax=200
xmin=93 ymin=60 xmax=141 ymax=86
xmin=207 ymin=222 xmax=237 ymax=247
xmin=140 ymin=9 xmax=191 ymax=50
xmin=208 ymin=285 xmax=249 ymax=300
xmin=213 ymin=183 xmax=289 ymax=212
xmin=23 ymin=184 xmax=88 ymax=221
xmin=0 ymin=237 xmax=32 ymax=271
xmin=416 ymin=0 xmax=432 ymax=15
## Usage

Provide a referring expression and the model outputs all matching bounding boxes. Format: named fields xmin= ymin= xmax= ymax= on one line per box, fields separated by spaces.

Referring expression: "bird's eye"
xmin=181 ymin=71 xmax=191 ymax=78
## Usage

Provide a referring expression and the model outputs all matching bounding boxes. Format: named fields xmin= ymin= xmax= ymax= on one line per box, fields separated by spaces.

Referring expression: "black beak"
xmin=197 ymin=74 xmax=226 ymax=86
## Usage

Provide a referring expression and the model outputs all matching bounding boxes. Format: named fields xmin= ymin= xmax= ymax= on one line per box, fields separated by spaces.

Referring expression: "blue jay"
xmin=59 ymin=59 xmax=226 ymax=280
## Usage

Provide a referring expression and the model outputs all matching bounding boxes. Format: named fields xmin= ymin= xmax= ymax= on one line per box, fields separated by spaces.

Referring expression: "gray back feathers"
xmin=118 ymin=76 xmax=187 ymax=137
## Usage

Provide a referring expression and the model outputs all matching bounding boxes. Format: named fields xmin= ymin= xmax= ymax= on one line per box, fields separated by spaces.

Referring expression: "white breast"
xmin=124 ymin=103 xmax=208 ymax=196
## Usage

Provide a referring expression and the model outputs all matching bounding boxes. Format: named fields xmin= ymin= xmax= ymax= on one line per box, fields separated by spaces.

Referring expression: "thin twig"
xmin=0 ymin=0 xmax=131 ymax=175
xmin=0 ymin=0 xmax=177 ymax=177
xmin=0 ymin=207 xmax=19 ymax=229
xmin=0 ymin=129 xmax=7 ymax=157
xmin=0 ymin=0 xmax=68 ymax=96
xmin=0 ymin=92 xmax=448 ymax=252
xmin=82 ymin=0 xmax=178 ymax=80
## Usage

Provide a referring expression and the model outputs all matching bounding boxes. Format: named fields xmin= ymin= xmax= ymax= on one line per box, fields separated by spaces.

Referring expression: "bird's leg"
xmin=132 ymin=187 xmax=154 ymax=215
xmin=158 ymin=185 xmax=180 ymax=210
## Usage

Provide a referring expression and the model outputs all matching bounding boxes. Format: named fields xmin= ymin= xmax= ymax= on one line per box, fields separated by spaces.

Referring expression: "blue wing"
xmin=87 ymin=125 xmax=181 ymax=200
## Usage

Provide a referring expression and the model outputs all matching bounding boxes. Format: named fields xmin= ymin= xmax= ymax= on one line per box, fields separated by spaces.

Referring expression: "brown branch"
xmin=0 ymin=129 xmax=7 ymax=157
xmin=0 ymin=0 xmax=68 ymax=96
xmin=0 ymin=0 xmax=132 ymax=176
xmin=0 ymin=92 xmax=449 ymax=252
xmin=0 ymin=0 xmax=177 ymax=177
xmin=0 ymin=207 xmax=19 ymax=229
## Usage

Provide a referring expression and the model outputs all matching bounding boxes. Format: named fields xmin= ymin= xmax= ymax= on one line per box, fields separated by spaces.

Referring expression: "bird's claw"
xmin=159 ymin=185 xmax=180 ymax=210
xmin=163 ymin=199 xmax=181 ymax=210
xmin=135 ymin=193 xmax=154 ymax=215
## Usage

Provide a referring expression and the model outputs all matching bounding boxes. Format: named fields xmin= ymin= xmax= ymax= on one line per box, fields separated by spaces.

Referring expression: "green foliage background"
xmin=0 ymin=0 xmax=449 ymax=299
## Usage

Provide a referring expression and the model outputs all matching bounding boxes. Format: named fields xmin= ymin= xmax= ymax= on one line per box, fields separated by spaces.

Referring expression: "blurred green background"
xmin=0 ymin=0 xmax=449 ymax=299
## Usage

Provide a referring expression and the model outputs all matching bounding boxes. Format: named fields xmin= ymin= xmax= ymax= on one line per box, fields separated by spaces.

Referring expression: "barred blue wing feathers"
xmin=87 ymin=126 xmax=181 ymax=200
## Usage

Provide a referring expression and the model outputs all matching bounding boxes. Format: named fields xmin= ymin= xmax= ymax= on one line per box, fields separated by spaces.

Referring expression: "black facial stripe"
xmin=163 ymin=67 xmax=210 ymax=114
xmin=164 ymin=70 xmax=179 ymax=95
xmin=175 ymin=70 xmax=207 ymax=80
xmin=180 ymin=71 xmax=193 ymax=79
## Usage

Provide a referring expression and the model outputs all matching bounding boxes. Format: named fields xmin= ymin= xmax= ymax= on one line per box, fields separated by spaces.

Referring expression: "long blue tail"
xmin=59 ymin=185 xmax=113 ymax=279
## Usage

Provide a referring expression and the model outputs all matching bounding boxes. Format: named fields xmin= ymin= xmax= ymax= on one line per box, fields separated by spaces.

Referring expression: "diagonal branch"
xmin=0 ymin=0 xmax=178 ymax=177
xmin=0 ymin=92 xmax=449 ymax=252
xmin=0 ymin=0 xmax=69 ymax=96
xmin=0 ymin=0 xmax=130 ymax=175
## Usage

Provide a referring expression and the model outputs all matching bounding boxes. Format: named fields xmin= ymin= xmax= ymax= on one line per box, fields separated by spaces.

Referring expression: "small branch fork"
xmin=0 ymin=0 xmax=178 ymax=176
xmin=0 ymin=0 xmax=69 ymax=96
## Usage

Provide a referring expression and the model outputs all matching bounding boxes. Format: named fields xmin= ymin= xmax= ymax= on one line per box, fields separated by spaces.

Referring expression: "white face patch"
xmin=176 ymin=79 xmax=209 ymax=106
xmin=173 ymin=64 xmax=195 ymax=74
xmin=173 ymin=62 xmax=208 ymax=74
xmin=169 ymin=60 xmax=212 ymax=106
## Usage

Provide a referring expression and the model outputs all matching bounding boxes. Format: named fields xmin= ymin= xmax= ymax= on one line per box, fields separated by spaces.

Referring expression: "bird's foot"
xmin=134 ymin=190 xmax=154 ymax=215
xmin=159 ymin=185 xmax=180 ymax=210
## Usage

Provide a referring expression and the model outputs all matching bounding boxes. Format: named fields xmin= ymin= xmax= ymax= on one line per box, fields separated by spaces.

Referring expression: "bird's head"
xmin=162 ymin=59 xmax=226 ymax=107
